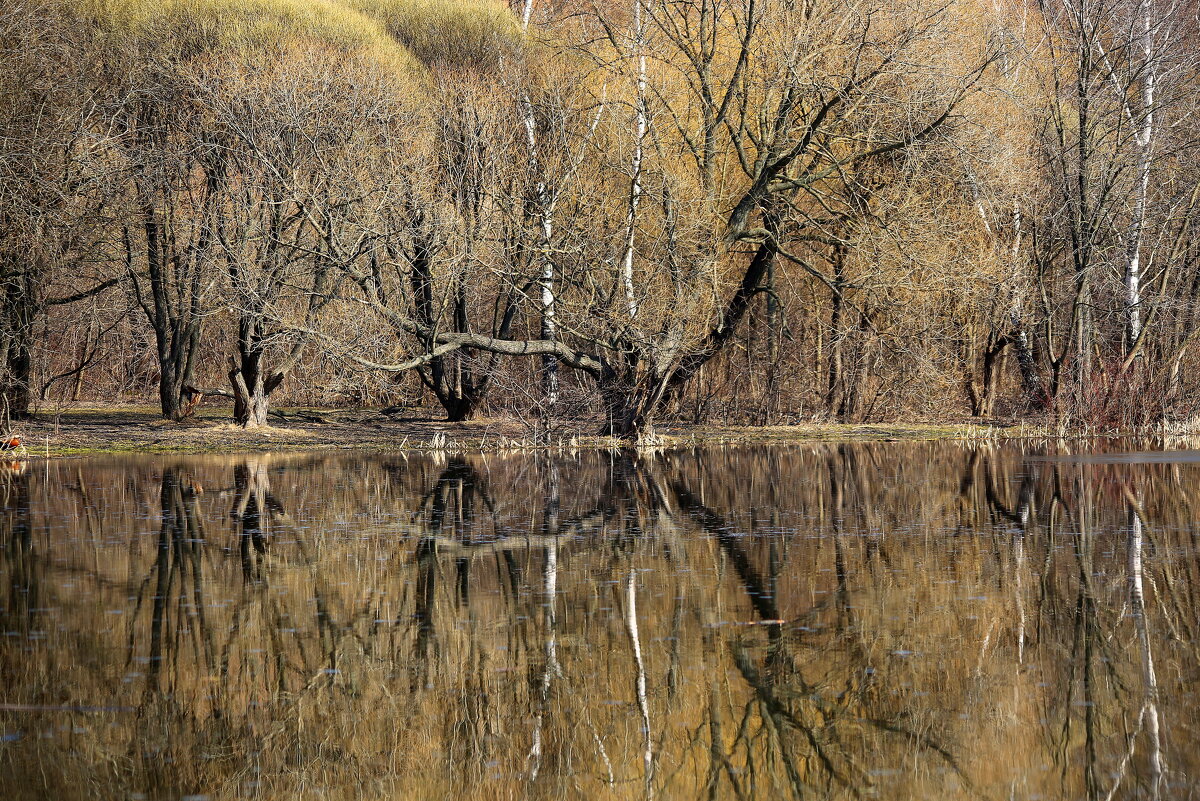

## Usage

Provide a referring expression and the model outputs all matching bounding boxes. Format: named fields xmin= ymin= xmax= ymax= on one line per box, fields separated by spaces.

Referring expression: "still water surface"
xmin=0 ymin=444 xmax=1196 ymax=800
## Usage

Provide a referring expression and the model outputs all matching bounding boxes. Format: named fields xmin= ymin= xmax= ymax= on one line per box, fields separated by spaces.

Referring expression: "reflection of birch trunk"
xmin=1013 ymin=532 xmax=1026 ymax=665
xmin=1127 ymin=497 xmax=1164 ymax=797
xmin=527 ymin=537 xmax=558 ymax=781
xmin=624 ymin=569 xmax=654 ymax=799
xmin=1102 ymin=492 xmax=1166 ymax=801
xmin=528 ymin=461 xmax=561 ymax=781
xmin=1014 ymin=473 xmax=1034 ymax=665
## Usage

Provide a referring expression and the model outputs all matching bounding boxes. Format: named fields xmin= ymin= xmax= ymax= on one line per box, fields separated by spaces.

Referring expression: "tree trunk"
xmin=230 ymin=375 xmax=270 ymax=428
xmin=967 ymin=335 xmax=1009 ymax=417
xmin=539 ymin=244 xmax=559 ymax=407
xmin=598 ymin=376 xmax=661 ymax=440
xmin=1 ymin=270 xmax=38 ymax=419
xmin=158 ymin=365 xmax=183 ymax=420
xmin=405 ymin=214 xmax=497 ymax=422
xmin=154 ymin=321 xmax=202 ymax=421
xmin=824 ymin=242 xmax=850 ymax=419
xmin=826 ymin=284 xmax=845 ymax=417
xmin=1072 ymin=29 xmax=1095 ymax=408
xmin=518 ymin=0 xmax=559 ymax=409
xmin=761 ymin=242 xmax=780 ymax=424
xmin=138 ymin=212 xmax=204 ymax=422
xmin=1124 ymin=1 xmax=1155 ymax=355
xmin=3 ymin=326 xmax=32 ymax=420
xmin=442 ymin=389 xmax=485 ymax=422
xmin=229 ymin=352 xmax=281 ymax=429
xmin=1011 ymin=312 xmax=1050 ymax=411
xmin=618 ymin=0 xmax=647 ymax=321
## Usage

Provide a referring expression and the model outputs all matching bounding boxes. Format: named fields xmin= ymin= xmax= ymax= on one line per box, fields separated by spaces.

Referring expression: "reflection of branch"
xmin=585 ymin=713 xmax=615 ymax=787
xmin=860 ymin=717 xmax=974 ymax=789
xmin=413 ymin=534 xmax=562 ymax=558
xmin=704 ymin=679 xmax=748 ymax=800
xmin=1101 ymin=705 xmax=1149 ymax=801
xmin=670 ymin=482 xmax=780 ymax=623
xmin=731 ymin=642 xmax=851 ymax=794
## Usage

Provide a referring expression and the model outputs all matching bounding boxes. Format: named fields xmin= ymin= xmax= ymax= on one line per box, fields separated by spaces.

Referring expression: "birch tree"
xmin=519 ymin=0 xmax=561 ymax=406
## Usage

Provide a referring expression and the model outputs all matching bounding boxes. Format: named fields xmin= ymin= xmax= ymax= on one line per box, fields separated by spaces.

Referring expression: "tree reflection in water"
xmin=0 ymin=444 xmax=1196 ymax=800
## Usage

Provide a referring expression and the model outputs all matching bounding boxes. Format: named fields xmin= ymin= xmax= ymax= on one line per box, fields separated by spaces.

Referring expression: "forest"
xmin=2 ymin=0 xmax=1198 ymax=439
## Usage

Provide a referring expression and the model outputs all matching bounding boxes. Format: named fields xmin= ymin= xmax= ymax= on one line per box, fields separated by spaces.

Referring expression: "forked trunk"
xmin=598 ymin=376 xmax=662 ymax=440
xmin=230 ymin=354 xmax=281 ymax=429
xmin=233 ymin=384 xmax=271 ymax=428
xmin=141 ymin=212 xmax=204 ymax=422
xmin=966 ymin=335 xmax=1009 ymax=417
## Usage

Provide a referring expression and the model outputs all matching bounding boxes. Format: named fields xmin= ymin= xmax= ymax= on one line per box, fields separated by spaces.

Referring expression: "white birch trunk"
xmin=1124 ymin=0 xmax=1155 ymax=352
xmin=519 ymin=0 xmax=559 ymax=404
xmin=620 ymin=0 xmax=647 ymax=320
xmin=527 ymin=469 xmax=560 ymax=781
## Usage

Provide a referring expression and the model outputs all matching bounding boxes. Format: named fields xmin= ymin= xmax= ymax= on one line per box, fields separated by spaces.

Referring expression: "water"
xmin=0 ymin=443 xmax=1196 ymax=800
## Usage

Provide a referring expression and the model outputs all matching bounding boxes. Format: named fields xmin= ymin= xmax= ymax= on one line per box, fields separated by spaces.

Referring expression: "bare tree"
xmin=0 ymin=1 xmax=116 ymax=418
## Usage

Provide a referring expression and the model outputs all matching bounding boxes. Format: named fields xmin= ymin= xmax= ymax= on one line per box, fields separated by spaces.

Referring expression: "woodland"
xmin=2 ymin=0 xmax=1198 ymax=439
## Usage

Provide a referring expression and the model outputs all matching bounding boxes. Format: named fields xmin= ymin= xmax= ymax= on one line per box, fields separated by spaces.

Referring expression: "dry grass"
xmin=3 ymin=404 xmax=1059 ymax=457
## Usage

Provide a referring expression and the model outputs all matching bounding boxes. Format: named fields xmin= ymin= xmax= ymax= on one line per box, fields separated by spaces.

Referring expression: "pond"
xmin=0 ymin=443 xmax=1195 ymax=799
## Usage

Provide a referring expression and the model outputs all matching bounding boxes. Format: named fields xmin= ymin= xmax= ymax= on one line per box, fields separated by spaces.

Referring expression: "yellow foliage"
xmin=65 ymin=0 xmax=416 ymax=71
xmin=343 ymin=0 xmax=523 ymax=68
xmin=63 ymin=0 xmax=522 ymax=72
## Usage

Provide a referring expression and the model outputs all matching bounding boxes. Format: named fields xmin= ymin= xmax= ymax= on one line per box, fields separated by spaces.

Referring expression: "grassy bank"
xmin=0 ymin=404 xmax=1066 ymax=458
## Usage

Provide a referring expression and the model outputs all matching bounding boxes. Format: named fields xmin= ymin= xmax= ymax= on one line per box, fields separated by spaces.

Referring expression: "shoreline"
xmin=0 ymin=404 xmax=1172 ymax=458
